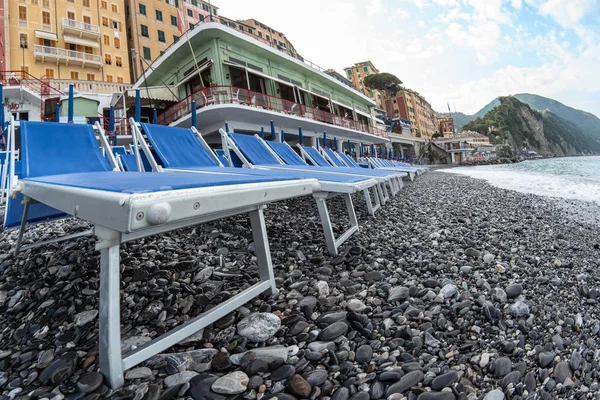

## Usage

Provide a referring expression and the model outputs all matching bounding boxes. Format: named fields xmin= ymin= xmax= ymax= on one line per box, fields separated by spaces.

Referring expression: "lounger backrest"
xmin=113 ymin=146 xmax=128 ymax=157
xmin=322 ymin=149 xmax=346 ymax=167
xmin=266 ymin=142 xmax=307 ymax=166
xmin=229 ymin=133 xmax=281 ymax=165
xmin=338 ymin=153 xmax=361 ymax=168
xmin=302 ymin=146 xmax=331 ymax=167
xmin=20 ymin=121 xmax=111 ymax=178
xmin=141 ymin=123 xmax=220 ymax=168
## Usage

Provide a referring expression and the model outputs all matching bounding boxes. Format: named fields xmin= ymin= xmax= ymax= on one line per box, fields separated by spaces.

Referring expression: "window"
xmin=199 ymin=14 xmax=204 ymax=22
xmin=117 ymin=76 xmax=124 ymax=83
xmin=70 ymin=71 xmax=79 ymax=80
xmin=248 ymin=28 xmax=253 ymax=34
xmin=103 ymin=34 xmax=110 ymax=45
xmin=140 ymin=24 xmax=148 ymax=37
xmin=111 ymin=4 xmax=117 ymax=12
xmin=187 ymin=9 xmax=192 ymax=17
xmin=43 ymin=0 xmax=50 ymax=7
xmin=160 ymin=50 xmax=164 ymax=56
xmin=355 ymin=68 xmax=359 ymax=72
xmin=104 ymin=54 xmax=112 ymax=65
xmin=266 ymin=35 xmax=270 ymax=41
xmin=112 ymin=20 xmax=119 ymax=30
xmin=114 ymin=37 xmax=120 ymax=48
xmin=142 ymin=46 xmax=151 ymax=60
xmin=83 ymin=15 xmax=91 ymax=24
xmin=188 ymin=22 xmax=194 ymax=30
xmin=106 ymin=75 xmax=113 ymax=82
xmin=170 ymin=15 xmax=177 ymax=26
xmin=83 ymin=0 xmax=90 ymax=7
xmin=87 ymin=73 xmax=95 ymax=81
xmin=258 ymin=32 xmax=262 ymax=38
xmin=173 ymin=35 xmax=179 ymax=42
xmin=101 ymin=0 xmax=107 ymax=9
xmin=19 ymin=6 xmax=27 ymax=21
xmin=102 ymin=16 xmax=108 ymax=26
xmin=347 ymin=70 xmax=351 ymax=75
xmin=19 ymin=34 xmax=28 ymax=48
xmin=157 ymin=30 xmax=165 ymax=42
xmin=363 ymin=67 xmax=368 ymax=72
xmin=44 ymin=68 xmax=54 ymax=78
xmin=67 ymin=11 xmax=75 ymax=20
xmin=42 ymin=11 xmax=50 ymax=25
xmin=139 ymin=3 xmax=146 ymax=15
xmin=156 ymin=9 xmax=162 ymax=21
xmin=393 ymin=99 xmax=397 ymax=103
xmin=115 ymin=56 xmax=122 ymax=66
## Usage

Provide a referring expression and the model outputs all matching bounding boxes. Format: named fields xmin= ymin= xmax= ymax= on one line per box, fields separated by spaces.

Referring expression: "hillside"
xmin=462 ymin=97 xmax=600 ymax=156
xmin=450 ymin=94 xmax=600 ymax=136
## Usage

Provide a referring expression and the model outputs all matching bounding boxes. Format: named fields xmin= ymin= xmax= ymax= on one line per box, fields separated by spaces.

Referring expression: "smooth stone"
xmin=494 ymin=357 xmax=512 ymax=378
xmin=388 ymin=286 xmax=410 ymax=302
xmin=430 ymin=370 xmax=458 ymax=390
xmin=74 ymin=310 xmax=98 ymax=327
xmin=509 ymin=299 xmax=530 ymax=317
xmin=211 ymin=352 xmax=232 ymax=372
xmin=319 ymin=321 xmax=349 ymax=341
xmin=211 ymin=371 xmax=249 ymax=394
xmin=440 ymin=284 xmax=457 ymax=298
xmin=483 ymin=389 xmax=505 ymax=400
xmin=330 ymin=387 xmax=350 ymax=400
xmin=188 ymin=375 xmax=226 ymax=400
xmin=553 ymin=361 xmax=572 ymax=384
xmin=349 ymin=392 xmax=369 ymax=400
xmin=386 ymin=370 xmax=424 ymax=396
xmin=288 ymin=374 xmax=312 ymax=398
xmin=271 ymin=365 xmax=296 ymax=381
xmin=346 ymin=299 xmax=367 ymax=312
xmin=483 ymin=305 xmax=502 ymax=325
xmin=355 ymin=345 xmax=373 ymax=363
xmin=505 ymin=284 xmax=523 ymax=298
xmin=303 ymin=369 xmax=328 ymax=386
xmin=524 ymin=372 xmax=536 ymax=392
xmin=164 ymin=371 xmax=199 ymax=387
xmin=126 ymin=367 xmax=153 ymax=380
xmin=230 ymin=346 xmax=288 ymax=365
xmin=417 ymin=392 xmax=457 ymax=400
xmin=237 ymin=313 xmax=281 ymax=342
xmin=538 ymin=351 xmax=554 ymax=368
xmin=77 ymin=372 xmax=103 ymax=393
xmin=371 ymin=380 xmax=385 ymax=399
xmin=501 ymin=370 xmax=522 ymax=389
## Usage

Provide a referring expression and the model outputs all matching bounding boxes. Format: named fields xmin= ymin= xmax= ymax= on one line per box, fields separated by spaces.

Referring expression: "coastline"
xmin=1 ymin=172 xmax=599 ymax=399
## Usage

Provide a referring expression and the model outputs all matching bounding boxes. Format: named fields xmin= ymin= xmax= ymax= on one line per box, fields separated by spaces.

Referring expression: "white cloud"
xmin=538 ymin=0 xmax=597 ymax=27
xmin=511 ymin=0 xmax=523 ymax=9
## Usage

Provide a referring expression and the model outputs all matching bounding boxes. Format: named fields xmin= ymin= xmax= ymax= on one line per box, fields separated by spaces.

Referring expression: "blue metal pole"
xmin=152 ymin=108 xmax=158 ymax=124
xmin=281 ymin=130 xmax=285 ymax=143
xmin=316 ymin=138 xmax=320 ymax=149
xmin=298 ymin=127 xmax=303 ymax=145
xmin=333 ymin=137 xmax=337 ymax=151
xmin=371 ymin=144 xmax=375 ymax=156
xmin=68 ymin=84 xmax=74 ymax=123
xmin=225 ymin=121 xmax=230 ymax=133
xmin=323 ymin=132 xmax=327 ymax=149
xmin=260 ymin=126 xmax=264 ymax=139
xmin=191 ymin=101 xmax=197 ymax=127
xmin=270 ymin=120 xmax=276 ymax=141
xmin=56 ymin=103 xmax=60 ymax=123
xmin=347 ymin=140 xmax=351 ymax=155
xmin=109 ymin=106 xmax=116 ymax=145
xmin=135 ymin=89 xmax=141 ymax=122
xmin=360 ymin=143 xmax=364 ymax=157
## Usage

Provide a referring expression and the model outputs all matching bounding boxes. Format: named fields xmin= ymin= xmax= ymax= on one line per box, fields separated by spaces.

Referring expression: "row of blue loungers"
xmin=2 ymin=119 xmax=420 ymax=389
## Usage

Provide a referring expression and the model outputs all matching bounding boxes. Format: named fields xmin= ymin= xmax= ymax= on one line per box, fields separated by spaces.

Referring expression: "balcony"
xmin=61 ymin=18 xmax=100 ymax=39
xmin=34 ymin=45 xmax=102 ymax=68
xmin=158 ymin=85 xmax=389 ymax=139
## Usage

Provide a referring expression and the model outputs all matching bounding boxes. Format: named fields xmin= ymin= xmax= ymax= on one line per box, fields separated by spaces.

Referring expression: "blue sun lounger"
xmin=365 ymin=156 xmax=419 ymax=180
xmin=131 ymin=121 xmax=377 ymax=255
xmin=5 ymin=119 xmax=319 ymax=389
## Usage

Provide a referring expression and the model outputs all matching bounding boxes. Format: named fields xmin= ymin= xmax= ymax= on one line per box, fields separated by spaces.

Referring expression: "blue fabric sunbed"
xmin=5 ymin=120 xmax=319 ymax=390
xmin=132 ymin=122 xmax=377 ymax=255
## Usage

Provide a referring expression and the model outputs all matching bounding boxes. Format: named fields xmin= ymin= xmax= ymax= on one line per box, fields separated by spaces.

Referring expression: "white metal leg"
xmin=362 ymin=188 xmax=380 ymax=216
xmin=314 ymin=192 xmax=337 ymax=255
xmin=14 ymin=197 xmax=31 ymax=255
xmin=249 ymin=206 xmax=276 ymax=295
xmin=97 ymin=227 xmax=124 ymax=389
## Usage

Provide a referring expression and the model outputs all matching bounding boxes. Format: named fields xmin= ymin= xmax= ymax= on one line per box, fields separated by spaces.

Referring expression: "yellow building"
xmin=383 ymin=88 xmax=436 ymax=138
xmin=237 ymin=18 xmax=301 ymax=60
xmin=4 ymin=0 xmax=130 ymax=83
xmin=344 ymin=61 xmax=380 ymax=100
xmin=125 ymin=0 xmax=217 ymax=81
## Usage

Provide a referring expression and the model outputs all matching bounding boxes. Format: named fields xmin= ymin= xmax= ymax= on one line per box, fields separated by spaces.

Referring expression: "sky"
xmin=216 ymin=0 xmax=600 ymax=117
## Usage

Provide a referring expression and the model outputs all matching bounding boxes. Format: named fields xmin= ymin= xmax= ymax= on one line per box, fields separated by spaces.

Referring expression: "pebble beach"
xmin=1 ymin=172 xmax=600 ymax=400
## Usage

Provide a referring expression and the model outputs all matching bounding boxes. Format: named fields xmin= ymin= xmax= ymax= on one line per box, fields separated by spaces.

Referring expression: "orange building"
xmin=437 ymin=115 xmax=455 ymax=136
xmin=383 ymin=88 xmax=436 ymax=138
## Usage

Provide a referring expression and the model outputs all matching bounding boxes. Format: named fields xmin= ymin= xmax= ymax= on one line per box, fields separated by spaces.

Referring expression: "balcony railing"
xmin=61 ymin=18 xmax=100 ymax=35
xmin=158 ymin=85 xmax=389 ymax=139
xmin=34 ymin=45 xmax=102 ymax=65
xmin=50 ymin=79 xmax=132 ymax=93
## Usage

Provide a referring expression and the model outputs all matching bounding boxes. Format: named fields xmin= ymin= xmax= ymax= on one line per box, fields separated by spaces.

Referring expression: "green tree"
xmin=363 ymin=73 xmax=403 ymax=97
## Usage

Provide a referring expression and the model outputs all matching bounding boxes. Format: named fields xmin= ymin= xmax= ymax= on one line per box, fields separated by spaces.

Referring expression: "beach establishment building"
xmin=127 ymin=21 xmax=391 ymax=147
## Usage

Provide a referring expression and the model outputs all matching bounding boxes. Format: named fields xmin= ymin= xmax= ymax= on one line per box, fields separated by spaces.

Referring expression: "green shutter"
xmin=170 ymin=15 xmax=177 ymax=26
xmin=143 ymin=46 xmax=151 ymax=60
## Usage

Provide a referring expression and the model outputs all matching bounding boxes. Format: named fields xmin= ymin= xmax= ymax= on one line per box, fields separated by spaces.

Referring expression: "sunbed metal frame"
xmin=8 ymin=119 xmax=318 ymax=389
xmin=221 ymin=129 xmax=374 ymax=256
xmin=366 ymin=156 xmax=416 ymax=181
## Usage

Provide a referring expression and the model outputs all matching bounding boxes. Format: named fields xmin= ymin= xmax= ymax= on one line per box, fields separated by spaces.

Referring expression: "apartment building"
xmin=436 ymin=115 xmax=455 ymax=136
xmin=237 ymin=19 xmax=301 ymax=60
xmin=384 ymin=88 xmax=436 ymax=138
xmin=3 ymin=0 xmax=130 ymax=83
xmin=344 ymin=61 xmax=379 ymax=98
xmin=125 ymin=0 xmax=217 ymax=81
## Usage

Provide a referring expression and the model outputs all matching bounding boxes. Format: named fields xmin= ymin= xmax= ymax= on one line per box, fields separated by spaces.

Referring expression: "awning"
xmin=126 ymin=86 xmax=178 ymax=102
xmin=35 ymin=30 xmax=58 ymax=41
xmin=331 ymin=99 xmax=352 ymax=109
xmin=223 ymin=61 xmax=292 ymax=87
xmin=297 ymin=86 xmax=330 ymax=101
xmin=63 ymin=35 xmax=99 ymax=48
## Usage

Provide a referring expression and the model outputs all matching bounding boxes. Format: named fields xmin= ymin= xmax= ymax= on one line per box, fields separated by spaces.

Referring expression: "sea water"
xmin=442 ymin=156 xmax=600 ymax=205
